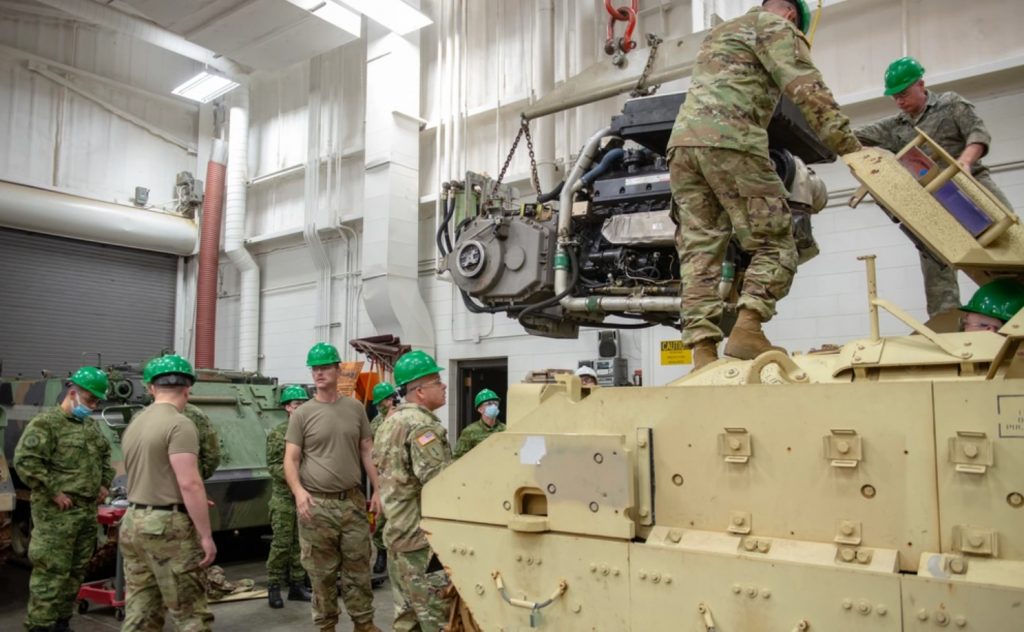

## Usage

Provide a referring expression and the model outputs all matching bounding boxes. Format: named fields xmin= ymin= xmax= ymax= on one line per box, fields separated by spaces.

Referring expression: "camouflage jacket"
xmin=855 ymin=91 xmax=994 ymax=177
xmin=373 ymin=403 xmax=452 ymax=552
xmin=668 ymin=7 xmax=860 ymax=159
xmin=265 ymin=421 xmax=291 ymax=498
xmin=181 ymin=403 xmax=221 ymax=480
xmin=13 ymin=406 xmax=114 ymax=503
xmin=452 ymin=418 xmax=506 ymax=460
xmin=369 ymin=411 xmax=388 ymax=443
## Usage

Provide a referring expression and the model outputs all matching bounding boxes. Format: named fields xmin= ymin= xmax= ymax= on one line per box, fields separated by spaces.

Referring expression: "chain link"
xmin=522 ymin=119 xmax=542 ymax=196
xmin=630 ymin=33 xmax=663 ymax=98
xmin=489 ymin=118 xmax=542 ymax=204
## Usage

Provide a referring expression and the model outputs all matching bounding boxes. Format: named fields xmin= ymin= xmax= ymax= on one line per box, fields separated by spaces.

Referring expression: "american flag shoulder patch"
xmin=416 ymin=431 xmax=437 ymax=446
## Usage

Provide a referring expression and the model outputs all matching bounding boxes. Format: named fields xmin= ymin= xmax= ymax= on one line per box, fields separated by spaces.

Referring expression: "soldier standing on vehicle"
xmin=119 ymin=354 xmax=216 ymax=631
xmin=182 ymin=403 xmax=221 ymax=480
xmin=266 ymin=385 xmax=313 ymax=609
xmin=374 ymin=350 xmax=454 ymax=631
xmin=453 ymin=389 xmax=505 ymax=459
xmin=284 ymin=342 xmax=382 ymax=632
xmin=960 ymin=278 xmax=1024 ymax=333
xmin=668 ymin=0 xmax=862 ymax=369
xmin=855 ymin=57 xmax=1016 ymax=318
xmin=368 ymin=382 xmax=399 ymax=578
xmin=14 ymin=366 xmax=113 ymax=632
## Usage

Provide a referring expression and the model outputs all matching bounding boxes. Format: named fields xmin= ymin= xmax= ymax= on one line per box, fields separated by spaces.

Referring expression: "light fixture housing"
xmin=291 ymin=0 xmax=360 ymax=37
xmin=337 ymin=0 xmax=431 ymax=35
xmin=172 ymin=71 xmax=239 ymax=103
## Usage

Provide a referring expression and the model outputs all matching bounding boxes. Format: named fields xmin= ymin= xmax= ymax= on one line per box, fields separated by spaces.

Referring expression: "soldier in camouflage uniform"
xmin=368 ymin=382 xmax=400 ymax=577
xmin=668 ymin=0 xmax=862 ymax=369
xmin=14 ymin=366 xmax=113 ymax=632
xmin=375 ymin=351 xmax=454 ymax=632
xmin=119 ymin=354 xmax=217 ymax=632
xmin=182 ymin=403 xmax=221 ymax=480
xmin=266 ymin=384 xmax=312 ymax=608
xmin=453 ymin=389 xmax=505 ymax=460
xmin=855 ymin=56 xmax=1016 ymax=318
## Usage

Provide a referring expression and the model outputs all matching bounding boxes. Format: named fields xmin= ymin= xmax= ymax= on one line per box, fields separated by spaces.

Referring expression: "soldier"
xmin=668 ymin=0 xmax=862 ymax=369
xmin=182 ymin=403 xmax=221 ymax=480
xmin=14 ymin=366 xmax=113 ymax=632
xmin=119 ymin=354 xmax=216 ymax=631
xmin=453 ymin=389 xmax=505 ymax=460
xmin=575 ymin=366 xmax=599 ymax=387
xmin=266 ymin=385 xmax=313 ymax=609
xmin=369 ymin=382 xmax=400 ymax=577
xmin=374 ymin=350 xmax=454 ymax=632
xmin=960 ymin=278 xmax=1024 ymax=333
xmin=855 ymin=57 xmax=1016 ymax=318
xmin=284 ymin=343 xmax=382 ymax=632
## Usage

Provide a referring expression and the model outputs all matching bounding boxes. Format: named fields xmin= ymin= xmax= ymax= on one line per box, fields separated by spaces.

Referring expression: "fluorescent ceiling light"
xmin=338 ymin=0 xmax=431 ymax=35
xmin=172 ymin=71 xmax=239 ymax=103
xmin=309 ymin=1 xmax=360 ymax=37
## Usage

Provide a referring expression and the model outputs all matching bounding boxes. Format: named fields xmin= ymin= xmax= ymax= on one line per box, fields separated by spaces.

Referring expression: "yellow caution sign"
xmin=660 ymin=340 xmax=692 ymax=365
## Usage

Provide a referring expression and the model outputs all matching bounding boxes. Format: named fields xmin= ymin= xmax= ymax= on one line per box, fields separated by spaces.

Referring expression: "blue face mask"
xmin=483 ymin=403 xmax=500 ymax=419
xmin=71 ymin=392 xmax=93 ymax=420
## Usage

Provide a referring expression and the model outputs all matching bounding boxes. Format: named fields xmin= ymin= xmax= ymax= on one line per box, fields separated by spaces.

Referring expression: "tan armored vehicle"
xmin=426 ymin=128 xmax=1023 ymax=630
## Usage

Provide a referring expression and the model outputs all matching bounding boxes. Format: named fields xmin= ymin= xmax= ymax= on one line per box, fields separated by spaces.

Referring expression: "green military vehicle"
xmin=0 ymin=363 xmax=290 ymax=563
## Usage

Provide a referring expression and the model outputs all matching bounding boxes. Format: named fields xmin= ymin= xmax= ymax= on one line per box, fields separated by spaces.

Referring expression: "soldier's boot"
xmin=372 ymin=549 xmax=387 ymax=575
xmin=724 ymin=309 xmax=786 ymax=360
xmin=692 ymin=339 xmax=719 ymax=370
xmin=353 ymin=623 xmax=382 ymax=632
xmin=287 ymin=582 xmax=312 ymax=601
xmin=28 ymin=627 xmax=51 ymax=632
xmin=52 ymin=619 xmax=73 ymax=632
xmin=268 ymin=584 xmax=284 ymax=609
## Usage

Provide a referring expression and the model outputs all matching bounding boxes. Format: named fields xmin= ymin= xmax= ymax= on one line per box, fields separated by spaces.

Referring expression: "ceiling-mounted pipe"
xmin=194 ymin=139 xmax=228 ymax=369
xmin=304 ymin=56 xmax=332 ymax=344
xmin=34 ymin=0 xmax=249 ymax=78
xmin=0 ymin=180 xmax=196 ymax=255
xmin=532 ymin=0 xmax=556 ymax=192
xmin=225 ymin=106 xmax=260 ymax=372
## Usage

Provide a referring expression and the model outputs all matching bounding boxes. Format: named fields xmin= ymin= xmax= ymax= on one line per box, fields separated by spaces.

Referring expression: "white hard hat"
xmin=575 ymin=366 xmax=598 ymax=379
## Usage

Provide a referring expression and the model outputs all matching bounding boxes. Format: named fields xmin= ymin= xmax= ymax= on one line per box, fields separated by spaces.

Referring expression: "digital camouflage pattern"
xmin=373 ymin=403 xmax=451 ymax=553
xmin=855 ymin=90 xmax=1015 ymax=317
xmin=119 ymin=507 xmax=213 ymax=631
xmin=387 ymin=547 xmax=453 ymax=632
xmin=182 ymin=403 xmax=221 ymax=480
xmin=266 ymin=421 xmax=305 ymax=585
xmin=671 ymin=147 xmax=797 ymax=345
xmin=14 ymin=406 xmax=113 ymax=629
xmin=374 ymin=403 xmax=452 ymax=632
xmin=452 ymin=419 xmax=506 ymax=460
xmin=369 ymin=412 xmax=389 ymax=555
xmin=297 ymin=492 xmax=375 ymax=629
xmin=668 ymin=7 xmax=861 ymax=159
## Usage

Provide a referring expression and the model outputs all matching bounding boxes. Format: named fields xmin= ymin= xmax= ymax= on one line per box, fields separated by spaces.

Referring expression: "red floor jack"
xmin=76 ymin=504 xmax=127 ymax=621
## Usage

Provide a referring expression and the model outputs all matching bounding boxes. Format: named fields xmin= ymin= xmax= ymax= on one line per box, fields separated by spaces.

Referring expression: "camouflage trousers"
xmin=119 ymin=507 xmax=213 ymax=631
xmin=669 ymin=146 xmax=797 ymax=346
xmin=919 ymin=172 xmax=1014 ymax=317
xmin=372 ymin=513 xmax=387 ymax=556
xmin=25 ymin=499 xmax=97 ymax=629
xmin=388 ymin=547 xmax=453 ymax=632
xmin=297 ymin=491 xmax=374 ymax=629
xmin=267 ymin=493 xmax=306 ymax=585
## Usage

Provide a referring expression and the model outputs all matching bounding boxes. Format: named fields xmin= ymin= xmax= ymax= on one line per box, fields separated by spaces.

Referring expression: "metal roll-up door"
xmin=0 ymin=228 xmax=178 ymax=376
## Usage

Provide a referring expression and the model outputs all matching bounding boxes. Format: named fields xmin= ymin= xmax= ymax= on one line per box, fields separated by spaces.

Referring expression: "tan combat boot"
xmin=723 ymin=309 xmax=786 ymax=360
xmin=692 ymin=339 xmax=719 ymax=370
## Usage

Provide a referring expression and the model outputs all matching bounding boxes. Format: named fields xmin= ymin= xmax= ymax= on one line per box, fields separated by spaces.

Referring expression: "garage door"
xmin=0 ymin=228 xmax=177 ymax=376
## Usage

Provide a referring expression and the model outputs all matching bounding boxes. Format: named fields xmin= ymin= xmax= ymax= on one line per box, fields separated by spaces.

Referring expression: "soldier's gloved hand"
xmin=199 ymin=535 xmax=217 ymax=568
xmin=53 ymin=492 xmax=73 ymax=511
xmin=294 ymin=488 xmax=316 ymax=522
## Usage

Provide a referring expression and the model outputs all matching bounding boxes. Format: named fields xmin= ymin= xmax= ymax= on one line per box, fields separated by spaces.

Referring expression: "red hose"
xmin=194 ymin=154 xmax=227 ymax=369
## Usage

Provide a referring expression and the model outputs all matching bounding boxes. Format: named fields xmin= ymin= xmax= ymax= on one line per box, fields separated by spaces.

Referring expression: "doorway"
xmin=455 ymin=357 xmax=508 ymax=435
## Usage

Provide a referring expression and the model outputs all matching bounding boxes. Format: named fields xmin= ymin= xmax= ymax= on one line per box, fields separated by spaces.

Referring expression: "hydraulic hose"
xmin=580 ymin=148 xmax=625 ymax=188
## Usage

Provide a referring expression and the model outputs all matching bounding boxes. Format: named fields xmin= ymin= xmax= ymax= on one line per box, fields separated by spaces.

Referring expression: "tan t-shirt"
xmin=285 ymin=396 xmax=370 ymax=493
xmin=122 ymin=402 xmax=200 ymax=505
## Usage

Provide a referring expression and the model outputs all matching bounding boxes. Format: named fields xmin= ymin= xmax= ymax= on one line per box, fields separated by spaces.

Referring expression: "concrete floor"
xmin=0 ymin=560 xmax=395 ymax=631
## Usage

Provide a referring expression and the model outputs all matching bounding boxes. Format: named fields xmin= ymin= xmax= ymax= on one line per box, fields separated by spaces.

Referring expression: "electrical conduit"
xmin=225 ymin=106 xmax=260 ymax=372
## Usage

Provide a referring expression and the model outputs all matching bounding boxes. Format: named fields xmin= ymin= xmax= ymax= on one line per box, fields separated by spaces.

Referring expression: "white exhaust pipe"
xmin=225 ymin=106 xmax=260 ymax=372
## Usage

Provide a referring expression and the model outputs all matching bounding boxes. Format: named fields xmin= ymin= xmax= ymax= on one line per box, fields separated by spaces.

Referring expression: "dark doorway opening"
xmin=456 ymin=357 xmax=508 ymax=435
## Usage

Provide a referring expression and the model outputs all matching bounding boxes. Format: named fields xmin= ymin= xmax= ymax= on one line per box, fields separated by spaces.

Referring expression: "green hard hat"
xmin=786 ymin=0 xmax=812 ymax=35
xmin=143 ymin=354 xmax=196 ymax=385
xmin=474 ymin=388 xmax=500 ymax=408
xmin=884 ymin=56 xmax=925 ymax=96
xmin=393 ymin=350 xmax=443 ymax=386
xmin=70 ymin=366 xmax=109 ymax=400
xmin=280 ymin=384 xmax=310 ymax=405
xmin=372 ymin=382 xmax=398 ymax=405
xmin=306 ymin=342 xmax=341 ymax=367
xmin=962 ymin=278 xmax=1024 ymax=323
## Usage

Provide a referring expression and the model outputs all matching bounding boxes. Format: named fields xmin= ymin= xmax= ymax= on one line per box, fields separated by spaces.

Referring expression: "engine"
xmin=441 ymin=92 xmax=832 ymax=338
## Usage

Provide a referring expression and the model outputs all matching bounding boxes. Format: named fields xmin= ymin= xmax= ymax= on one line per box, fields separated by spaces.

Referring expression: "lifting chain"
xmin=630 ymin=33 xmax=663 ymax=97
xmin=488 ymin=117 xmax=542 ymax=206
